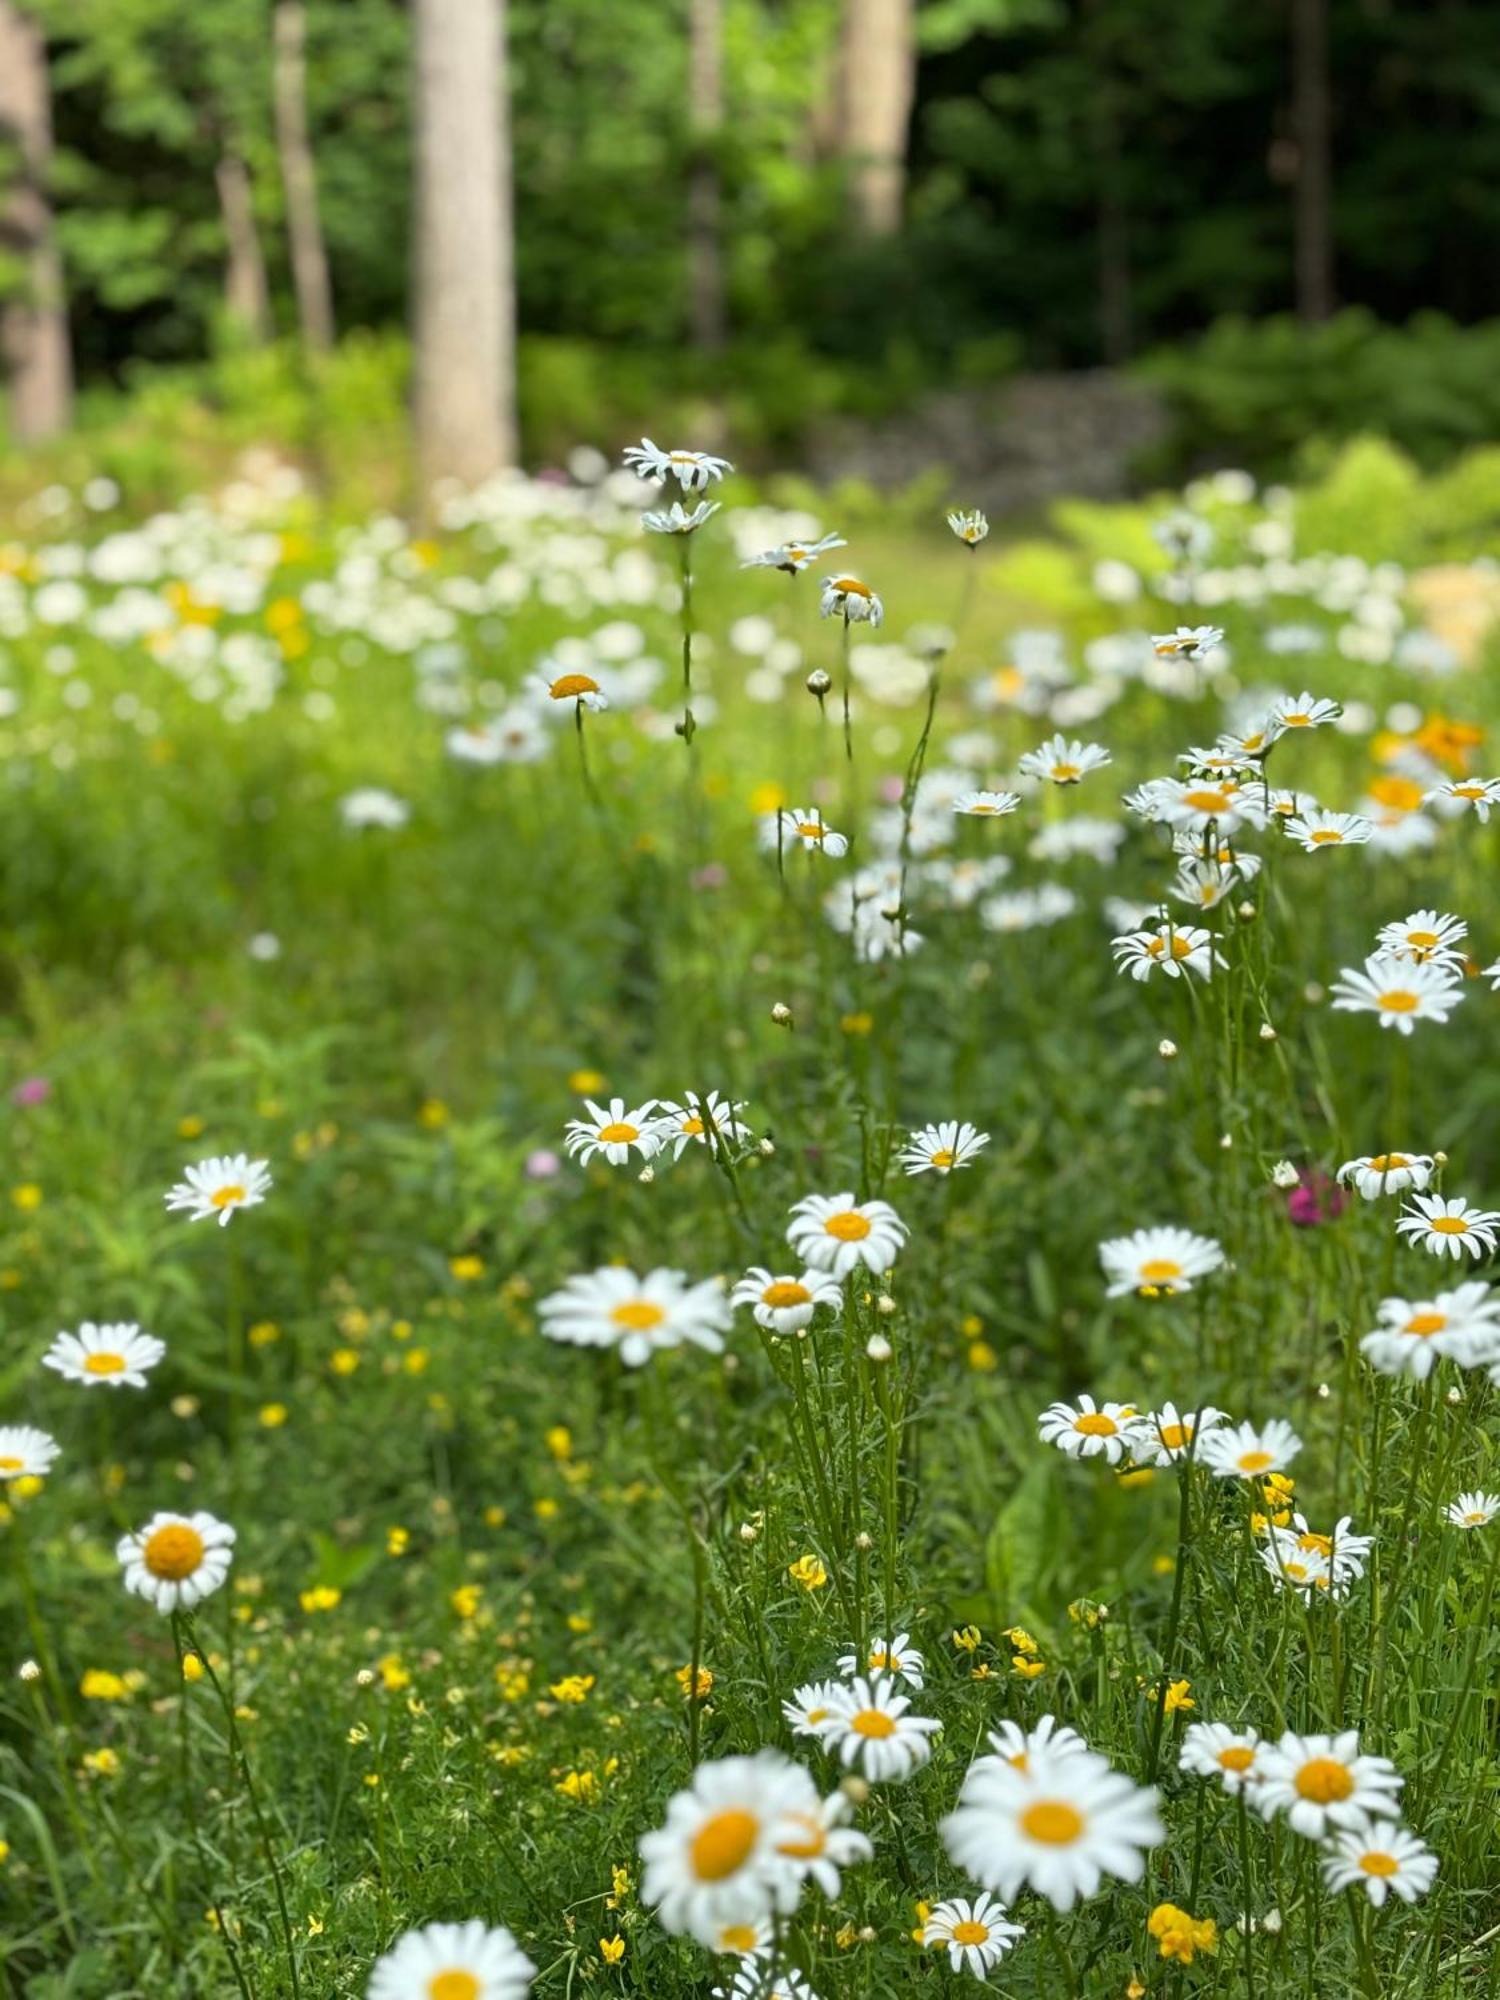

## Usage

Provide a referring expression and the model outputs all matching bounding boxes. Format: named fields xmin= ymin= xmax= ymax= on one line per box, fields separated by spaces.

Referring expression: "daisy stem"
xmin=1236 ymin=1788 xmax=1255 ymax=1995
xmin=573 ymin=699 xmax=602 ymax=812
xmin=225 ymin=1226 xmax=245 ymax=1496
xmin=1146 ymin=1464 xmax=1195 ymax=1783
xmin=678 ymin=537 xmax=696 ymax=746
xmin=169 ymin=1613 xmax=258 ymax=2000
xmin=839 ymin=612 xmax=853 ymax=766
xmin=870 ymin=1352 xmax=901 ymax=1639
xmin=1042 ymin=1905 xmax=1079 ymax=1996
xmin=11 ymin=1508 xmax=73 ymax=1725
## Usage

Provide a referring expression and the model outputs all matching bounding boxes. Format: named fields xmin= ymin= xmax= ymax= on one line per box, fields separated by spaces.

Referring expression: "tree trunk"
xmin=687 ymin=0 xmax=726 ymax=351
xmin=836 ymin=0 xmax=916 ymax=235
xmin=412 ymin=0 xmax=517 ymax=492
xmin=215 ymin=152 xmax=273 ymax=343
xmin=0 ymin=0 xmax=72 ymax=442
xmin=1291 ymin=0 xmax=1334 ymax=321
xmin=273 ymin=0 xmax=335 ymax=352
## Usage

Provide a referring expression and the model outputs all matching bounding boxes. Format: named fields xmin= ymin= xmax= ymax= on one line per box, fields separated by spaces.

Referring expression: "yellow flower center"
xmin=1295 ymin=1757 xmax=1354 ymax=1804
xmin=428 ymin=1973 xmax=481 ymax=2000
xmin=1020 ymin=1800 xmax=1085 ymax=1845
xmin=951 ymin=1920 xmax=991 ymax=1945
xmin=0 ymin=1455 xmax=23 ymax=1471
xmin=1298 ymin=1532 xmax=1333 ymax=1556
xmin=143 ymin=1523 xmax=206 ymax=1581
xmin=548 ymin=673 xmax=600 ymax=699
xmin=851 ymin=1707 xmax=897 ymax=1738
xmin=611 ymin=1301 xmax=665 ymax=1332
xmin=1074 ymin=1412 xmax=1118 ymax=1437
xmin=1237 ymin=1450 xmax=1275 ymax=1473
xmin=1051 ymin=762 xmax=1081 ymax=782
xmin=1453 ymin=784 xmax=1485 ymax=799
xmin=1309 ymin=829 xmax=1344 ymax=844
xmin=680 ymin=1116 xmax=704 ymax=1135
xmin=720 ymin=1925 xmax=759 ymax=1953
xmin=1405 ymin=931 xmax=1438 ymax=950
xmin=1218 ymin=1745 xmax=1255 ymax=1773
xmin=83 ymin=1352 xmax=127 ymax=1375
xmin=1139 ymin=1258 xmax=1183 ymax=1283
xmin=796 ymin=821 xmax=827 ymax=839
xmin=929 ymin=1149 xmax=956 ymax=1169
xmin=210 ymin=1184 xmax=245 ymax=1209
xmin=1158 ymin=1422 xmax=1189 ymax=1451
xmin=1284 ymin=1560 xmax=1312 ymax=1581
xmin=762 ymin=1281 xmax=812 ymax=1308
xmin=1405 ymin=1312 xmax=1446 ymax=1337
xmin=1358 ymin=1850 xmax=1399 ymax=1878
xmin=969 ymin=802 xmax=1003 ymax=813
xmin=831 ymin=576 xmax=870 ymax=598
xmin=690 ymin=1807 xmax=759 ymax=1881
xmin=1430 ymin=1217 xmax=1469 ymax=1235
xmin=1283 ymin=712 xmax=1311 ymax=726
xmin=1376 ymin=990 xmax=1418 ymax=1013
xmin=596 ymin=1121 xmax=638 ymax=1143
xmin=1463 ymin=1510 xmax=1486 ymax=1525
xmin=1368 ymin=1154 xmax=1409 ymax=1171
xmin=824 ymin=1210 xmax=871 ymax=1242
xmin=1182 ymin=789 xmax=1231 ymax=813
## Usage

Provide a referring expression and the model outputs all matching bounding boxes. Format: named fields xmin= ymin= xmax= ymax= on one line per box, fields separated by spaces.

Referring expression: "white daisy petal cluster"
xmin=819 ymin=574 xmax=883 ymax=626
xmin=952 ymin=788 xmax=1019 ymax=818
xmin=1037 ymin=1396 xmax=1145 ymax=1465
xmin=42 ymin=1323 xmax=165 ymax=1389
xmin=759 ymin=808 xmax=849 ymax=859
xmin=622 ymin=439 xmax=733 ymax=491
xmin=838 ymin=1632 xmax=925 ymax=1689
xmin=1359 ymin=1282 xmax=1500 ymax=1377
xmin=1446 ymin=1490 xmax=1500 ymax=1529
xmin=0 ymin=1423 xmax=62 ymax=1481
xmin=1375 ymin=909 xmax=1468 ymax=967
xmin=1098 ymin=1224 xmax=1225 ymax=1298
xmin=1423 ymin=775 xmax=1500 ymax=821
xmin=740 ymin=531 xmax=846 ymax=574
xmin=642 ymin=499 xmax=721 ymax=536
xmin=729 ymin=1267 xmax=843 ymax=1337
xmin=163 ymin=1154 xmax=272 ymax=1227
xmin=365 ymin=1918 xmax=536 ymax=1999
xmin=116 ymin=1510 xmax=236 ymax=1613
xmin=1336 ymin=1151 xmax=1434 ymax=1201
xmin=1152 ymin=625 xmax=1224 ymax=659
xmin=812 ymin=1675 xmax=942 ymax=1782
xmin=785 ymin=1193 xmax=907 ymax=1278
xmin=1016 ymin=732 xmax=1111 ymax=786
xmin=711 ymin=1953 xmax=823 ymax=2000
xmin=564 ymin=1091 xmax=752 ymax=1169
xmin=1395 ymin=1193 xmax=1500 ymax=1261
xmin=1282 ymin=808 xmax=1373 ymax=853
xmin=921 ymin=1891 xmax=1024 ymax=1974
xmin=1111 ymin=922 xmax=1222 ymax=982
xmin=898 ymin=1121 xmax=990 ymax=1176
xmin=538 ymin=1267 xmax=730 ymax=1369
xmin=1329 ymin=954 xmax=1465 ymax=1034
xmin=1199 ymin=1417 xmax=1302 ymax=1480
xmin=947 ymin=509 xmax=990 ymax=548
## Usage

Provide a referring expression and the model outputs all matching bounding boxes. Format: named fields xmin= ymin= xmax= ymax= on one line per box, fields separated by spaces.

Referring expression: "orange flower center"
xmin=1430 ymin=1217 xmax=1469 ymax=1235
xmin=1020 ymin=1800 xmax=1085 ymax=1844
xmin=1218 ymin=1745 xmax=1255 ymax=1773
xmin=1295 ymin=1757 xmax=1354 ymax=1804
xmin=824 ymin=1211 xmax=871 ymax=1241
xmin=690 ymin=1808 xmax=759 ymax=1881
xmin=951 ymin=1920 xmax=991 ymax=1945
xmin=1405 ymin=1312 xmax=1446 ymax=1337
xmin=83 ymin=1352 xmax=127 ymax=1375
xmin=851 ymin=1708 xmax=896 ymax=1738
xmin=548 ymin=673 xmax=600 ymax=699
xmin=143 ymin=1522 xmax=206 ymax=1581
xmin=210 ymin=1184 xmax=245 ymax=1209
xmin=611 ymin=1301 xmax=665 ymax=1332
xmin=428 ymin=1975 xmax=481 ymax=2000
xmin=1376 ymin=990 xmax=1418 ymax=1013
xmin=1074 ymin=1412 xmax=1118 ymax=1437
xmin=762 ymin=1281 xmax=812 ymax=1308
xmin=1139 ymin=1258 xmax=1183 ymax=1283
xmin=1237 ymin=1450 xmax=1275 ymax=1473
xmin=596 ymin=1121 xmax=638 ymax=1143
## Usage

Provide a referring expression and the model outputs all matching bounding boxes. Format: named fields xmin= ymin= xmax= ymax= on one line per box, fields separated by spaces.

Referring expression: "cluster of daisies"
xmin=1332 ymin=905 xmax=1499 ymax=1037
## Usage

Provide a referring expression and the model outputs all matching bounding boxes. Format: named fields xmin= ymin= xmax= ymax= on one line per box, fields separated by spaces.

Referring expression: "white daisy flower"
xmin=526 ymin=666 xmax=609 ymax=713
xmin=1321 ymin=1825 xmax=1438 ymax=1908
xmin=1098 ymin=1225 xmax=1225 ymax=1298
xmin=637 ymin=1750 xmax=813 ymax=1947
xmin=941 ymin=1742 xmax=1164 ymax=1912
xmin=947 ymin=510 xmax=991 ymax=548
xmin=838 ymin=1633 xmax=925 ymax=1689
xmin=651 ymin=1091 xmax=752 ymax=1161
xmin=1037 ymin=1395 xmax=1146 ymax=1465
xmin=1255 ymin=1729 xmax=1402 ymax=1839
xmin=0 ymin=1423 xmax=61 ymax=1481
xmin=981 ymin=1715 xmax=1091 ymax=1773
xmin=759 ymin=809 xmax=849 ymax=858
xmin=622 ymin=438 xmax=733 ymax=490
xmin=537 ymin=1267 xmax=730 ymax=1369
xmin=1424 ymin=776 xmax=1500 ymax=822
xmin=1281 ymin=1514 xmax=1373 ymax=1593
xmin=730 ymin=1268 xmax=843 ymax=1337
xmin=1281 ymin=809 xmax=1374 ymax=853
xmin=771 ymin=1789 xmax=873 ymax=1899
xmin=1179 ymin=1723 xmax=1263 ymax=1794
xmin=1138 ymin=1403 xmax=1228 ymax=1466
xmin=819 ymin=574 xmax=883 ymax=626
xmin=711 ymin=1953 xmax=821 ymax=2000
xmin=1177 ymin=745 xmax=1255 ymax=779
xmin=340 ymin=787 xmax=409 ymax=829
xmin=1258 ymin=1533 xmax=1331 ymax=1595
xmin=952 ymin=788 xmax=1020 ymax=818
xmin=898 ymin=1121 xmax=990 ymax=1176
xmin=1145 ymin=777 xmax=1262 ymax=837
xmin=781 ymin=1680 xmax=841 ymax=1739
xmin=922 ymin=1892 xmax=1025 ymax=1975
xmin=1360 ymin=1283 xmax=1500 ymax=1377
xmin=1266 ymin=691 xmax=1341 ymax=737
xmin=1330 ymin=955 xmax=1465 ymax=1035
xmin=1336 ymin=1153 xmax=1435 ymax=1201
xmin=814 ymin=1675 xmax=942 ymax=1782
xmin=1375 ymin=910 xmax=1468 ymax=968
xmin=116 ymin=1510 xmax=236 ymax=1614
xmin=164 ymin=1154 xmax=272 ymax=1227
xmin=1152 ymin=625 xmax=1224 ymax=658
xmin=1016 ymin=733 xmax=1111 ymax=786
xmin=1446 ymin=1490 xmax=1500 ymax=1529
xmin=1169 ymin=859 xmax=1242 ymax=913
xmin=740 ymin=532 xmax=846 ymax=574
xmin=1395 ymin=1193 xmax=1500 ymax=1262
xmin=1111 ymin=923 xmax=1222 ymax=983
xmin=42 ymin=1323 xmax=165 ymax=1390
xmin=643 ymin=499 xmax=721 ymax=535
xmin=365 ymin=1919 xmax=536 ymax=1999
xmin=708 ymin=1917 xmax=772 ymax=1958
xmin=785 ymin=1192 xmax=907 ymax=1278
xmin=1199 ymin=1418 xmax=1302 ymax=1480
xmin=562 ymin=1097 xmax=661 ymax=1167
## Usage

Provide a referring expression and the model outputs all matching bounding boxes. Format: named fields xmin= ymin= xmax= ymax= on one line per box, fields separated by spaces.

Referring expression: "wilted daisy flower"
xmin=563 ymin=1097 xmax=661 ymax=1167
xmin=1016 ymin=733 xmax=1111 ymax=785
xmin=1376 ymin=910 xmax=1467 ymax=967
xmin=922 ymin=1893 xmax=1024 ymax=1975
xmin=1360 ymin=1283 xmax=1500 ymax=1377
xmin=1152 ymin=625 xmax=1224 ymax=659
xmin=1098 ymin=1225 xmax=1224 ymax=1299
xmin=898 ymin=1121 xmax=990 ymax=1176
xmin=1322 ymin=1825 xmax=1437 ymax=1908
xmin=730 ymin=1268 xmax=843 ymax=1337
xmin=947 ymin=509 xmax=990 ymax=548
xmin=1446 ymin=1491 xmax=1500 ymax=1529
xmin=164 ymin=1155 xmax=272 ymax=1227
xmin=952 ymin=789 xmax=1020 ymax=818
xmin=1330 ymin=955 xmax=1465 ymax=1035
xmin=652 ymin=1091 xmax=752 ymax=1161
xmin=1179 ymin=1723 xmax=1263 ymax=1793
xmin=781 ymin=1680 xmax=841 ymax=1738
xmin=819 ymin=574 xmax=883 ymax=626
xmin=1200 ymin=1418 xmax=1302 ymax=1480
xmin=1267 ymin=691 xmax=1341 ymax=737
xmin=638 ymin=1750 xmax=812 ymax=1946
xmin=527 ymin=665 xmax=609 ymax=713
xmin=1337 ymin=1152 xmax=1434 ymax=1201
xmin=365 ymin=1919 xmax=536 ymax=1999
xmin=771 ymin=1790 xmax=873 ymax=1899
xmin=116 ymin=1511 xmax=235 ymax=1613
xmin=741 ymin=532 xmax=846 ymax=574
xmin=1395 ymin=1193 xmax=1500 ymax=1262
xmin=1255 ymin=1730 xmax=1402 ymax=1839
xmin=815 ymin=1675 xmax=942 ymax=1782
xmin=0 ymin=1424 xmax=61 ymax=1481
xmin=786 ymin=1193 xmax=907 ymax=1277
xmin=42 ymin=1323 xmax=165 ymax=1390
xmin=838 ymin=1633 xmax=925 ymax=1689
xmin=1139 ymin=1403 xmax=1227 ymax=1466
xmin=643 ymin=499 xmax=720 ymax=536
xmin=1281 ymin=809 xmax=1373 ymax=853
xmin=1424 ymin=775 xmax=1500 ymax=822
xmin=1111 ymin=923 xmax=1222 ymax=983
xmin=942 ymin=1742 xmax=1163 ymax=1912
xmin=1258 ymin=1534 xmax=1331 ymax=1595
xmin=759 ymin=809 xmax=849 ymax=858
xmin=982 ymin=1716 xmax=1090 ymax=1772
xmin=340 ymin=787 xmax=409 ymax=830
xmin=711 ymin=1954 xmax=821 ymax=2000
xmin=1038 ymin=1396 xmax=1145 ymax=1465
xmin=622 ymin=439 xmax=733 ymax=490
xmin=538 ymin=1267 xmax=730 ymax=1368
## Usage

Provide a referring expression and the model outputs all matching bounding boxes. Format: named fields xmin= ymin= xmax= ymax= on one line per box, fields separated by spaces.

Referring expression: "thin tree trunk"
xmin=215 ymin=152 xmax=273 ymax=343
xmin=273 ymin=0 xmax=335 ymax=352
xmin=687 ymin=0 xmax=726 ymax=351
xmin=0 ymin=0 xmax=72 ymax=441
xmin=412 ymin=0 xmax=517 ymax=492
xmin=1291 ymin=0 xmax=1334 ymax=321
xmin=837 ymin=0 xmax=916 ymax=235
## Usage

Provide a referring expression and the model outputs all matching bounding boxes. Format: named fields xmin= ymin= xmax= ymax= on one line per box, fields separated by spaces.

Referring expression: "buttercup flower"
xmin=730 ymin=1267 xmax=843 ymax=1337
xmin=538 ymin=1267 xmax=730 ymax=1368
xmin=1098 ymin=1225 xmax=1224 ymax=1298
xmin=1330 ymin=955 xmax=1465 ymax=1034
xmin=1322 ymin=1825 xmax=1437 ymax=1908
xmin=922 ymin=1892 xmax=1024 ymax=1975
xmin=116 ymin=1511 xmax=235 ymax=1614
xmin=562 ymin=1097 xmax=661 ymax=1167
xmin=164 ymin=1155 xmax=271 ymax=1227
xmin=820 ymin=575 xmax=883 ymax=626
xmin=814 ymin=1675 xmax=942 ymax=1782
xmin=1337 ymin=1153 xmax=1434 ymax=1201
xmin=1396 ymin=1193 xmax=1500 ymax=1262
xmin=786 ymin=1193 xmax=907 ymax=1278
xmin=898 ymin=1121 xmax=990 ymax=1176
xmin=622 ymin=439 xmax=733 ymax=490
xmin=0 ymin=1424 xmax=61 ymax=1481
xmin=365 ymin=1918 xmax=535 ymax=1999
xmin=1255 ymin=1730 xmax=1402 ymax=1839
xmin=638 ymin=1750 xmax=814 ymax=1947
xmin=42 ymin=1323 xmax=165 ymax=1390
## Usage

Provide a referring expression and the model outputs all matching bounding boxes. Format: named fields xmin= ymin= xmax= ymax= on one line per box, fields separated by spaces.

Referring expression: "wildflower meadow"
xmin=4 ymin=436 xmax=1500 ymax=2000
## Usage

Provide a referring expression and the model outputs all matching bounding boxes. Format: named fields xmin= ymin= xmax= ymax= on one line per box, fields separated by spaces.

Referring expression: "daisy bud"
xmin=18 ymin=1659 xmax=40 ymax=1682
xmin=1258 ymin=1022 xmax=1277 ymax=1041
xmin=1271 ymin=1160 xmax=1299 ymax=1189
xmin=858 ymin=1927 xmax=876 ymax=1943
xmin=1317 ymin=1382 xmax=1331 ymax=1399
xmin=1446 ymin=1386 xmax=1463 ymax=1405
xmin=806 ymin=668 xmax=832 ymax=698
xmin=865 ymin=1334 xmax=892 ymax=1363
xmin=841 ymin=1775 xmax=871 ymax=1806
xmin=1237 ymin=900 xmax=1256 ymax=920
xmin=1261 ymin=1910 xmax=1282 ymax=1936
xmin=875 ymin=1294 xmax=896 ymax=1316
xmin=1434 ymin=1151 xmax=1448 ymax=1166
xmin=771 ymin=1002 xmax=793 ymax=1028
xmin=855 ymin=1531 xmax=874 ymax=1550
xmin=758 ymin=1138 xmax=775 ymax=1157
xmin=1219 ymin=1133 xmax=1233 ymax=1150
xmin=1303 ymin=981 xmax=1325 ymax=1004
xmin=637 ymin=1165 xmax=655 ymax=1185
xmin=1158 ymin=1038 xmax=1178 ymax=1059
xmin=739 ymin=1521 xmax=759 ymax=1543
xmin=356 ymin=1668 xmax=375 ymax=1686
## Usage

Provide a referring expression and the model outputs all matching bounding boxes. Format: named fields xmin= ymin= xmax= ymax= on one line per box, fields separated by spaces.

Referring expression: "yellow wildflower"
xmin=788 ymin=1553 xmax=828 ymax=1591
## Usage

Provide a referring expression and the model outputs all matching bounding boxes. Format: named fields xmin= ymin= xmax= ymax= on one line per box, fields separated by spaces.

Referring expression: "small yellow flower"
xmin=450 ymin=1584 xmax=482 ymax=1620
xmin=306 ymin=1914 xmax=325 ymax=1937
xmin=555 ymin=1768 xmax=599 ymax=1803
xmin=606 ymin=1865 xmax=630 ymax=1909
xmin=1152 ymin=1554 xmax=1176 ymax=1576
xmin=418 ymin=1098 xmax=449 ymax=1129
xmin=495 ymin=1667 xmax=530 ymax=1701
xmin=1148 ymin=1902 xmax=1217 ymax=1965
xmin=568 ymin=1069 xmax=606 ymax=1095
xmin=483 ymin=1505 xmax=507 ymax=1529
xmin=402 ymin=1348 xmax=430 ymax=1375
xmin=548 ymin=1674 xmax=595 ymax=1704
xmin=545 ymin=1426 xmax=573 ymax=1461
xmin=449 ymin=1254 xmax=485 ymax=1281
xmin=676 ymin=1663 xmax=713 ymax=1701
xmin=377 ymin=1655 xmax=411 ymax=1692
xmin=1117 ymin=1466 xmax=1156 ymax=1489
xmin=839 ymin=1011 xmax=874 ymax=1037
xmin=182 ymin=1654 xmax=205 ymax=1684
xmin=1012 ymin=1656 xmax=1046 ymax=1680
xmin=363 ymin=1773 xmax=381 ymax=1789
xmin=1004 ymin=1627 xmax=1039 ymax=1657
xmin=248 ymin=1321 xmax=280 ymax=1348
xmin=330 ymin=1348 xmax=360 ymax=1376
xmin=566 ymin=1613 xmax=592 ymax=1635
xmin=258 ymin=1403 xmax=288 ymax=1429
xmin=81 ymin=1748 xmax=120 ymax=1778
xmin=534 ymin=1498 xmax=560 ymax=1523
xmin=0 ymin=1838 xmax=9 ymax=1865
xmin=1152 ymin=1678 xmax=1194 ymax=1715
xmin=386 ymin=1526 xmax=410 ymax=1557
xmin=80 ymin=1670 xmax=131 ymax=1702
xmin=952 ymin=1625 xmax=982 ymax=1653
xmin=599 ymin=1937 xmax=625 ymax=1966
xmin=749 ymin=781 xmax=788 ymax=814
xmin=10 ymin=1184 xmax=42 ymax=1212
xmin=967 ymin=1340 xmax=999 ymax=1372
xmin=299 ymin=1586 xmax=341 ymax=1614
xmin=177 ymin=1114 xmax=205 ymax=1139
xmin=788 ymin=1553 xmax=828 ymax=1591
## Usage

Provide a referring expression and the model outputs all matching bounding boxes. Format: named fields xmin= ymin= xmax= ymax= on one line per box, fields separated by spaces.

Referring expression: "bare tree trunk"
xmin=836 ymin=0 xmax=916 ymax=235
xmin=0 ymin=1 xmax=72 ymax=442
xmin=1291 ymin=0 xmax=1334 ymax=321
xmin=687 ymin=0 xmax=726 ymax=351
xmin=412 ymin=0 xmax=517 ymax=492
xmin=215 ymin=152 xmax=273 ymax=342
xmin=273 ymin=0 xmax=335 ymax=352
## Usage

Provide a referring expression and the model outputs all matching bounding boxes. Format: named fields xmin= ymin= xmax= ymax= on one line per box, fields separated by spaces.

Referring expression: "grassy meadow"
xmin=2 ymin=433 xmax=1500 ymax=1998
